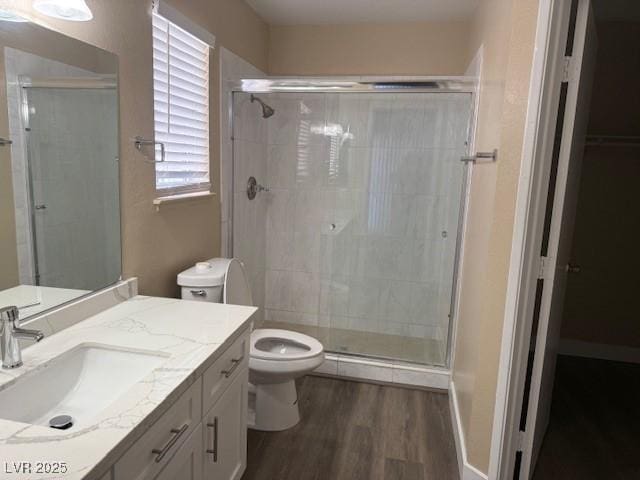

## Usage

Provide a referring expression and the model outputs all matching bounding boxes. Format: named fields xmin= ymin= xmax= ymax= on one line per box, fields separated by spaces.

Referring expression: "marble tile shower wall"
xmin=233 ymin=93 xmax=268 ymax=324
xmin=249 ymin=92 xmax=472 ymax=345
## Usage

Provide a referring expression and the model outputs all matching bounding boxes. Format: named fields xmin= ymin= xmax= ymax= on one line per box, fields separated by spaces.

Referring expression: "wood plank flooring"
xmin=242 ymin=376 xmax=459 ymax=480
xmin=533 ymin=356 xmax=640 ymax=479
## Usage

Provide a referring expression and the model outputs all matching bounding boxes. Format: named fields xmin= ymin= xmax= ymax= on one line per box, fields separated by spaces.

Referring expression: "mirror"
xmin=0 ymin=13 xmax=120 ymax=319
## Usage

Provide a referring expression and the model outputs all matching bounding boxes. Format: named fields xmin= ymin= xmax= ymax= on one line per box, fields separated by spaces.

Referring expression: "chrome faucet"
xmin=0 ymin=306 xmax=44 ymax=369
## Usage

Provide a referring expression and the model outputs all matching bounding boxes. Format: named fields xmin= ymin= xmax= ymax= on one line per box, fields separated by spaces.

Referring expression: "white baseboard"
xmin=449 ymin=381 xmax=489 ymax=480
xmin=559 ymin=339 xmax=640 ymax=364
xmin=312 ymin=354 xmax=449 ymax=390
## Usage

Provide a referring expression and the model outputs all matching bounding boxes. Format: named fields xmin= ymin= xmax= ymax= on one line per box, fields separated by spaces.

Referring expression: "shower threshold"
xmin=262 ymin=321 xmax=446 ymax=367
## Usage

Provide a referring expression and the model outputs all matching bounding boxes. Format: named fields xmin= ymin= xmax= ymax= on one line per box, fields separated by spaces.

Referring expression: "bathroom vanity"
xmin=0 ymin=10 xmax=255 ymax=480
xmin=0 ymin=291 xmax=256 ymax=480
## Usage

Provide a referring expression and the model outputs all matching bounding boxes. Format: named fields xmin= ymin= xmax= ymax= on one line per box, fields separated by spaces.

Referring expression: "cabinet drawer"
xmin=202 ymin=329 xmax=249 ymax=413
xmin=114 ymin=380 xmax=202 ymax=480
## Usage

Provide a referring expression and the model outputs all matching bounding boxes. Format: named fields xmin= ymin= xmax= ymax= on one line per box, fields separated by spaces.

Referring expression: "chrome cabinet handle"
xmin=0 ymin=137 xmax=13 ymax=146
xmin=190 ymin=289 xmax=207 ymax=297
xmin=221 ymin=355 xmax=244 ymax=378
xmin=206 ymin=417 xmax=218 ymax=462
xmin=151 ymin=423 xmax=188 ymax=463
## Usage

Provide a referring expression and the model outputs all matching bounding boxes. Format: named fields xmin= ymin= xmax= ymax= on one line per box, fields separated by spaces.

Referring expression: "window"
xmin=152 ymin=11 xmax=210 ymax=193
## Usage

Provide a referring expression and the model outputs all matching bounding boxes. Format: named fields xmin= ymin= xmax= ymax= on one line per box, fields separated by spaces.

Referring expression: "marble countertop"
xmin=0 ymin=295 xmax=257 ymax=480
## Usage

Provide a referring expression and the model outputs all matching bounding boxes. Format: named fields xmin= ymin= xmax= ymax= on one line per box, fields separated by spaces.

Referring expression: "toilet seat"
xmin=223 ymin=258 xmax=253 ymax=306
xmin=251 ymin=329 xmax=323 ymax=361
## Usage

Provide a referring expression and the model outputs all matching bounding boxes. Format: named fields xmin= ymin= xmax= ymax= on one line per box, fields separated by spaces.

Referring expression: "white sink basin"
xmin=0 ymin=344 xmax=167 ymax=429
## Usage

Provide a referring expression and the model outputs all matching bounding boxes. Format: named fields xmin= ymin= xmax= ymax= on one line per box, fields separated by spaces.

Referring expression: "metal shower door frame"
xmin=228 ymin=77 xmax=477 ymax=368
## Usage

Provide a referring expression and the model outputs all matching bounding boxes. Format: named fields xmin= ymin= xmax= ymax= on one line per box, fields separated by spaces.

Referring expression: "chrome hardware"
xmin=151 ymin=424 xmax=188 ymax=463
xmin=49 ymin=414 xmax=73 ymax=430
xmin=206 ymin=417 xmax=219 ymax=462
xmin=461 ymin=149 xmax=498 ymax=163
xmin=247 ymin=176 xmax=269 ymax=200
xmin=1 ymin=306 xmax=44 ymax=369
xmin=221 ymin=355 xmax=244 ymax=378
xmin=567 ymin=263 xmax=581 ymax=274
xmin=329 ymin=223 xmax=336 ymax=231
xmin=0 ymin=137 xmax=13 ymax=146
xmin=190 ymin=289 xmax=207 ymax=297
xmin=134 ymin=136 xmax=166 ymax=163
xmin=34 ymin=204 xmax=47 ymax=210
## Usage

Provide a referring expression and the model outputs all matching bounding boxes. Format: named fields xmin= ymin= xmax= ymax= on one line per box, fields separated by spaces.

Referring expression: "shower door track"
xmin=229 ymin=76 xmax=475 ymax=94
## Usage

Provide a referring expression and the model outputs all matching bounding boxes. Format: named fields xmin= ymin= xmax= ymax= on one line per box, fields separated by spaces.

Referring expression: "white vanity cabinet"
xmin=203 ymin=371 xmax=248 ymax=480
xmin=110 ymin=328 xmax=250 ymax=480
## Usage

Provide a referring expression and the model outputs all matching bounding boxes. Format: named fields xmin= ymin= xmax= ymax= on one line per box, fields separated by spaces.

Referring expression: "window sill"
xmin=153 ymin=190 xmax=216 ymax=211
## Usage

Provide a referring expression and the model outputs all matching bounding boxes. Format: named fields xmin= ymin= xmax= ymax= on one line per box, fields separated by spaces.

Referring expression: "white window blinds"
xmin=152 ymin=12 xmax=210 ymax=192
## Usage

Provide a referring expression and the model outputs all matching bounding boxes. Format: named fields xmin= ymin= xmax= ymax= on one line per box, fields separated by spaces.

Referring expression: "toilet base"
xmin=249 ymin=380 xmax=300 ymax=431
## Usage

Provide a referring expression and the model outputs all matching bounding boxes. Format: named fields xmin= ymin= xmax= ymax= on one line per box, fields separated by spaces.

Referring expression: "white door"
xmin=203 ymin=369 xmax=248 ymax=480
xmin=520 ymin=0 xmax=598 ymax=478
xmin=154 ymin=424 xmax=203 ymax=480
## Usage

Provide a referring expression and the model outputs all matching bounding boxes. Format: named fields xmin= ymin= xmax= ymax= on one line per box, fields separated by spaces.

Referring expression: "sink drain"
xmin=49 ymin=415 xmax=73 ymax=430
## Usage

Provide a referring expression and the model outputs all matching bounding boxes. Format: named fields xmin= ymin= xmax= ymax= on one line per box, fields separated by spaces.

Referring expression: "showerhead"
xmin=250 ymin=94 xmax=275 ymax=119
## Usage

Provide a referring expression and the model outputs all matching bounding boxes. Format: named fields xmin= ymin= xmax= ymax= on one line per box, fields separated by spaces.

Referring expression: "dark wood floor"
xmin=533 ymin=355 xmax=640 ymax=479
xmin=242 ymin=376 xmax=459 ymax=480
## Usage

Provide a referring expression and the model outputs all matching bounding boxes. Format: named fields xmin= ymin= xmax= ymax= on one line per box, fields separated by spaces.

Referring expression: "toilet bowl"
xmin=249 ymin=329 xmax=324 ymax=431
xmin=177 ymin=258 xmax=325 ymax=431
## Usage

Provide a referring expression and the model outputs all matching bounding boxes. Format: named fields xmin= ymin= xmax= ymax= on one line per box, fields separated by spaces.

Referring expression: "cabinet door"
xmin=155 ymin=424 xmax=203 ymax=480
xmin=203 ymin=368 xmax=248 ymax=480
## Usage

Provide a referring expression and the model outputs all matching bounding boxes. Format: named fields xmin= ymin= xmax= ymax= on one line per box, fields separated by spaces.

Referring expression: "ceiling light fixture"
xmin=33 ymin=0 xmax=93 ymax=22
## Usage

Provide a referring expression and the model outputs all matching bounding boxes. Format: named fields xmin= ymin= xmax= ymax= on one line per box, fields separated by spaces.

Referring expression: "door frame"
xmin=488 ymin=0 xmax=584 ymax=478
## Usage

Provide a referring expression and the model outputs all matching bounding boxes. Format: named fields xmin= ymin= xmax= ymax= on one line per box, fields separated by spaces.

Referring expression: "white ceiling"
xmin=246 ymin=0 xmax=480 ymax=26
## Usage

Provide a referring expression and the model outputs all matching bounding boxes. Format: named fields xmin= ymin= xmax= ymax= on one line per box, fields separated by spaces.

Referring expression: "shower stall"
xmin=231 ymin=80 xmax=473 ymax=368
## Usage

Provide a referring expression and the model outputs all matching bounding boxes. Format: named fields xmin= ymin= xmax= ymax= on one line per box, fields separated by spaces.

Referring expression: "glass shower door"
xmin=232 ymin=90 xmax=472 ymax=367
xmin=25 ymin=87 xmax=120 ymax=290
xmin=322 ymin=92 xmax=472 ymax=366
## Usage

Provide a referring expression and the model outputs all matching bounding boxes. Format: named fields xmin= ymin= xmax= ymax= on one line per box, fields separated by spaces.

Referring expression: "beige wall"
xmin=452 ymin=0 xmax=540 ymax=473
xmin=0 ymin=0 xmax=268 ymax=297
xmin=0 ymin=48 xmax=19 ymax=290
xmin=268 ymin=22 xmax=470 ymax=76
xmin=561 ymin=22 xmax=640 ymax=349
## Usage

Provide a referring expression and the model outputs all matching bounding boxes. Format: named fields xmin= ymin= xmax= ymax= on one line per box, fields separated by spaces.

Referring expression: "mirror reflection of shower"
xmin=250 ymin=94 xmax=275 ymax=118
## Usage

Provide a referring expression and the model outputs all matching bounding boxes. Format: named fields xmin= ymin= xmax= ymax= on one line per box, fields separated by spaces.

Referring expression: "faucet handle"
xmin=0 ymin=306 xmax=19 ymax=325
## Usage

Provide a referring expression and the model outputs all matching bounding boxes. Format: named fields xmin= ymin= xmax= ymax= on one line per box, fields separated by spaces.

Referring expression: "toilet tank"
xmin=177 ymin=259 xmax=227 ymax=303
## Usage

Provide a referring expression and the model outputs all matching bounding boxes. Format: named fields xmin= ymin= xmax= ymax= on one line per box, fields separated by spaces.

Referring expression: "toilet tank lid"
xmin=177 ymin=258 xmax=230 ymax=287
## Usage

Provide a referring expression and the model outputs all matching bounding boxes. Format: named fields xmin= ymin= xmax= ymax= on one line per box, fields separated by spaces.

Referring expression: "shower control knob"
xmin=247 ymin=176 xmax=269 ymax=200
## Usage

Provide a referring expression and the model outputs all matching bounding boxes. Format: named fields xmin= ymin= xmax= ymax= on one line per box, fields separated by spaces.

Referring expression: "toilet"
xmin=178 ymin=258 xmax=325 ymax=431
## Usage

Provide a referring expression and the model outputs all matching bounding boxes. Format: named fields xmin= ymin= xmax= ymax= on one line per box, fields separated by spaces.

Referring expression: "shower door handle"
xmin=0 ymin=137 xmax=13 ymax=146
